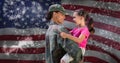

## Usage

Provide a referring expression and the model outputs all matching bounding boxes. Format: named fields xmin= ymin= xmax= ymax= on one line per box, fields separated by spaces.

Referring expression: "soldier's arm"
xmin=58 ymin=26 xmax=69 ymax=34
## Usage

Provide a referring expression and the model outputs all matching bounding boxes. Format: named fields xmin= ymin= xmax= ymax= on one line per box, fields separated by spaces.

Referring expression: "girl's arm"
xmin=60 ymin=32 xmax=85 ymax=43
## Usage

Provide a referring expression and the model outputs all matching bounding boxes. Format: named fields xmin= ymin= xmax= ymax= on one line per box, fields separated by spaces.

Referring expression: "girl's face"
xmin=73 ymin=12 xmax=82 ymax=25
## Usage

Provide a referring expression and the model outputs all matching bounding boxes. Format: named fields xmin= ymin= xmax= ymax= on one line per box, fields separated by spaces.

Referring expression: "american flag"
xmin=0 ymin=0 xmax=120 ymax=63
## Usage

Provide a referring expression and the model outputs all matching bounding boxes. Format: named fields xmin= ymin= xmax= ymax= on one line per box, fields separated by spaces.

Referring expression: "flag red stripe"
xmin=65 ymin=15 xmax=120 ymax=34
xmin=0 ymin=35 xmax=45 ymax=41
xmin=0 ymin=59 xmax=45 ymax=63
xmin=63 ymin=4 xmax=120 ymax=18
xmin=87 ymin=45 xmax=120 ymax=62
xmin=1 ymin=33 xmax=120 ymax=51
xmin=84 ymin=56 xmax=108 ymax=63
xmin=0 ymin=45 xmax=118 ymax=62
xmin=65 ymin=15 xmax=73 ymax=22
xmin=0 ymin=47 xmax=45 ymax=54
xmin=1 ymin=43 xmax=118 ymax=61
xmin=0 ymin=44 xmax=118 ymax=62
xmin=94 ymin=21 xmax=120 ymax=34
xmin=97 ymin=0 xmax=120 ymax=4
xmin=91 ymin=35 xmax=120 ymax=50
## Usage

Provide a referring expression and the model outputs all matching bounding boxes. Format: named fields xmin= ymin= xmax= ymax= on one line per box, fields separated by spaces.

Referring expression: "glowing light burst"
xmin=3 ymin=37 xmax=34 ymax=55
xmin=3 ymin=0 xmax=43 ymax=21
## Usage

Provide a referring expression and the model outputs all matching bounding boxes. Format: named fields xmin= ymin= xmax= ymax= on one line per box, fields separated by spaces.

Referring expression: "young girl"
xmin=60 ymin=9 xmax=94 ymax=63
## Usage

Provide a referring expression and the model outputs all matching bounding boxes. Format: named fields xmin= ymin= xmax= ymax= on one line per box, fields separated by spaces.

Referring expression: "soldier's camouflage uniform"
xmin=45 ymin=21 xmax=83 ymax=63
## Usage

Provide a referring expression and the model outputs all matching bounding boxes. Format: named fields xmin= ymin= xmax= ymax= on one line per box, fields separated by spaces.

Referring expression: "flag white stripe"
xmin=85 ymin=50 xmax=117 ymax=63
xmin=0 ymin=53 xmax=45 ymax=60
xmin=0 ymin=28 xmax=46 ymax=35
xmin=64 ymin=20 xmax=120 ymax=42
xmin=1 ymin=37 xmax=119 ymax=59
xmin=61 ymin=0 xmax=120 ymax=11
xmin=94 ymin=27 xmax=120 ymax=42
xmin=1 ymin=21 xmax=120 ymax=43
xmin=0 ymin=41 xmax=45 ymax=48
xmin=65 ymin=9 xmax=120 ymax=28
xmin=88 ymin=39 xmax=120 ymax=59
xmin=89 ymin=13 xmax=120 ymax=28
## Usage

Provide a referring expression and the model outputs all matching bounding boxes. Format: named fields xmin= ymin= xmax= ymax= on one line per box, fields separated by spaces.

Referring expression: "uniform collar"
xmin=49 ymin=21 xmax=58 ymax=25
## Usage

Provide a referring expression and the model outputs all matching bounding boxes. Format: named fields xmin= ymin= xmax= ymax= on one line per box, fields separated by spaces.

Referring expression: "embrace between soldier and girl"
xmin=45 ymin=4 xmax=95 ymax=63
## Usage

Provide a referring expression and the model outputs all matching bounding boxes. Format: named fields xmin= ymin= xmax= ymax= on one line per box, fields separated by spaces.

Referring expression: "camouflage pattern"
xmin=45 ymin=21 xmax=82 ymax=63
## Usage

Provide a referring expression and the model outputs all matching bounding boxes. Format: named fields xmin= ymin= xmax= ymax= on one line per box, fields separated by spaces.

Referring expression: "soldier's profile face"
xmin=56 ymin=12 xmax=65 ymax=24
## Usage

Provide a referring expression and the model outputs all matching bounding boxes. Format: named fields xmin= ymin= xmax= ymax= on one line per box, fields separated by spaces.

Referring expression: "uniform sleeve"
xmin=58 ymin=26 xmax=69 ymax=34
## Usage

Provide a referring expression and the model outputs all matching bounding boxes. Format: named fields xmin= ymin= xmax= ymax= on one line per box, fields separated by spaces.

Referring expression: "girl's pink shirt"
xmin=70 ymin=26 xmax=90 ymax=49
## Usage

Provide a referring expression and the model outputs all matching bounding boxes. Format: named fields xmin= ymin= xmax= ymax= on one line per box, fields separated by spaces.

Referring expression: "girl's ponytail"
xmin=87 ymin=17 xmax=95 ymax=34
